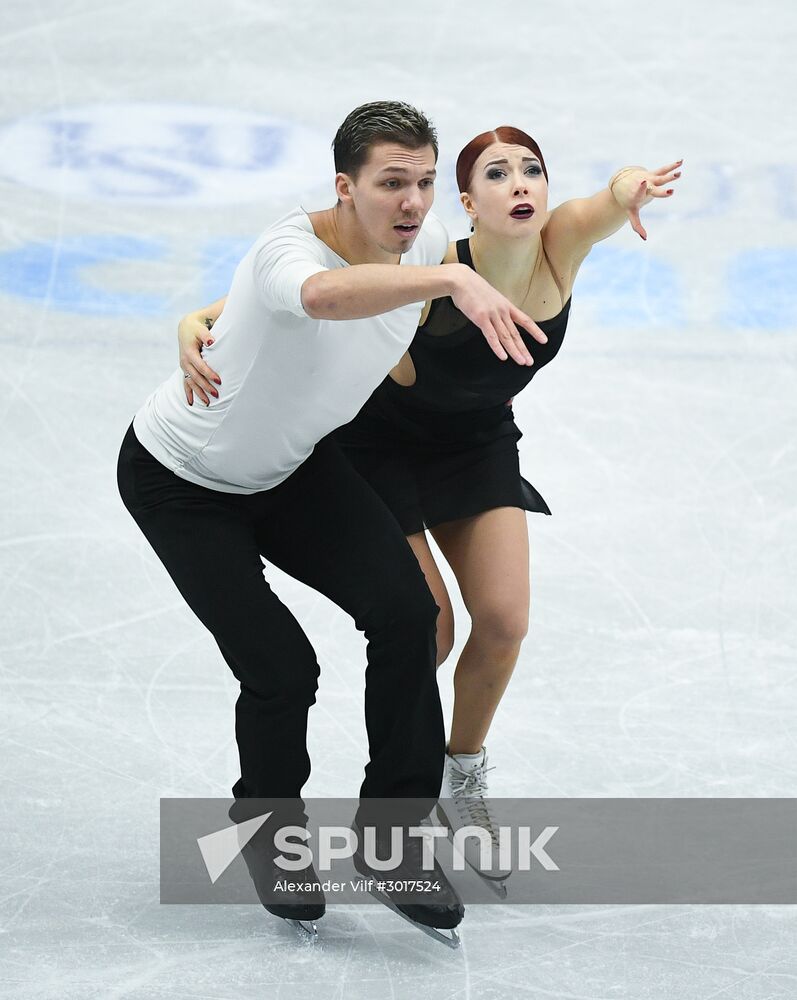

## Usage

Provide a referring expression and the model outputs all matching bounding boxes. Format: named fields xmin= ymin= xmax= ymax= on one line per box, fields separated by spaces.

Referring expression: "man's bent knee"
xmin=357 ymin=570 xmax=439 ymax=630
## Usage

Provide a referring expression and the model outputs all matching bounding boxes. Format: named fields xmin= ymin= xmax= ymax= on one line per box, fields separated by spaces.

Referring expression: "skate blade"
xmin=420 ymin=923 xmax=461 ymax=950
xmin=434 ymin=803 xmax=512 ymax=896
xmin=368 ymin=887 xmax=461 ymax=950
xmin=483 ymin=878 xmax=508 ymax=900
xmin=284 ymin=918 xmax=318 ymax=942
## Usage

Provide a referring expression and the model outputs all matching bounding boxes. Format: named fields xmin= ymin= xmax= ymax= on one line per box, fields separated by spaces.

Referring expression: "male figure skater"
xmin=117 ymin=101 xmax=545 ymax=941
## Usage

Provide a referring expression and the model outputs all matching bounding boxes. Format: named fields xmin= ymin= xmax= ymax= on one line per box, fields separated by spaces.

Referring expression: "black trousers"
xmin=117 ymin=424 xmax=444 ymax=802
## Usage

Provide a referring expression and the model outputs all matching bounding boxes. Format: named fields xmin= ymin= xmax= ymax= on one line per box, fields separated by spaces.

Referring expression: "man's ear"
xmin=335 ymin=172 xmax=354 ymax=205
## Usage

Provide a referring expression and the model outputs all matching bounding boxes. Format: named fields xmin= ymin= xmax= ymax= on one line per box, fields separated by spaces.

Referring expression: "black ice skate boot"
xmin=228 ymin=798 xmax=325 ymax=941
xmin=353 ymin=819 xmax=464 ymax=949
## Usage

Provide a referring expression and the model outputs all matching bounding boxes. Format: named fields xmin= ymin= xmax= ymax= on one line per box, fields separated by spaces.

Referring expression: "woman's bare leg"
xmin=430 ymin=507 xmax=530 ymax=754
xmin=406 ymin=530 xmax=455 ymax=667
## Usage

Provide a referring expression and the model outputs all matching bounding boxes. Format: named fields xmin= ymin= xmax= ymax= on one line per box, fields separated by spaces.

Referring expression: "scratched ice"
xmin=2 ymin=0 xmax=796 ymax=997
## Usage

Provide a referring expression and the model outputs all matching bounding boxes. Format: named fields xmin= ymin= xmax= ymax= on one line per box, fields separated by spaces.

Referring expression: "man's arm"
xmin=302 ymin=261 xmax=548 ymax=362
xmin=257 ymin=215 xmax=551 ymax=361
xmin=301 ymin=262 xmax=460 ymax=319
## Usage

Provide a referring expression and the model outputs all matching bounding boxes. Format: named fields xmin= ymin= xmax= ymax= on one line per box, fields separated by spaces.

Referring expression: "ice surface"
xmin=2 ymin=0 xmax=796 ymax=996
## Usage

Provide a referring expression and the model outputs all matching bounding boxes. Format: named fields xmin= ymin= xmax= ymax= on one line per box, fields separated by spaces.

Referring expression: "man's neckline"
xmin=298 ymin=206 xmax=403 ymax=267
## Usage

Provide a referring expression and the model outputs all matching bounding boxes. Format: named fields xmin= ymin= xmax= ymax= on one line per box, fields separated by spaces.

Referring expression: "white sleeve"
xmin=253 ymin=229 xmax=329 ymax=317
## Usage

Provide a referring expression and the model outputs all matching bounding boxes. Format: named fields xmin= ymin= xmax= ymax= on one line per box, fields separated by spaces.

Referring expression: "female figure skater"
xmin=178 ymin=128 xmax=681 ymax=887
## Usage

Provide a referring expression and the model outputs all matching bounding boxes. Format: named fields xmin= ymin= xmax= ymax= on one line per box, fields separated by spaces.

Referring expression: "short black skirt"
xmin=332 ymin=377 xmax=551 ymax=537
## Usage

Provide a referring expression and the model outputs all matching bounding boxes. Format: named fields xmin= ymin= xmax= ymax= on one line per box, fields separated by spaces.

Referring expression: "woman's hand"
xmin=179 ymin=311 xmax=221 ymax=406
xmin=610 ymin=160 xmax=683 ymax=241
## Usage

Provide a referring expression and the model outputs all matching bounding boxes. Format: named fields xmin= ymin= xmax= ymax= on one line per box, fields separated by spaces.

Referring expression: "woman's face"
xmin=462 ymin=142 xmax=548 ymax=239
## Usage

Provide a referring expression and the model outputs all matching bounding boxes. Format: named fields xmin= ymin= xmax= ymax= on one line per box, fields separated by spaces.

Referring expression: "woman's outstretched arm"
xmin=544 ymin=160 xmax=683 ymax=262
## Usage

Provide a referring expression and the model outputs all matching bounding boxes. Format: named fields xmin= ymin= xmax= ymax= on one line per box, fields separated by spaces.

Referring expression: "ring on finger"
xmin=184 ymin=372 xmax=192 ymax=380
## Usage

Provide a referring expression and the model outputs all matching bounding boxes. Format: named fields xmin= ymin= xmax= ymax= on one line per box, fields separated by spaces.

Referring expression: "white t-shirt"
xmin=133 ymin=207 xmax=448 ymax=493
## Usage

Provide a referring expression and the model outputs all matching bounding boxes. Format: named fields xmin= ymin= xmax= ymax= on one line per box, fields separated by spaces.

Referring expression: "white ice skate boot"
xmin=437 ymin=746 xmax=511 ymax=895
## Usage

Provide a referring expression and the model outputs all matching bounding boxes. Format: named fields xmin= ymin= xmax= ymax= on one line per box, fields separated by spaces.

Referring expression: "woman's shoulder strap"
xmin=456 ymin=237 xmax=475 ymax=270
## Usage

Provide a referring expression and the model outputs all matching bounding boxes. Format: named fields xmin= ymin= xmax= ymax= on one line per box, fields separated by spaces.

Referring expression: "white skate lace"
xmin=448 ymin=762 xmax=499 ymax=843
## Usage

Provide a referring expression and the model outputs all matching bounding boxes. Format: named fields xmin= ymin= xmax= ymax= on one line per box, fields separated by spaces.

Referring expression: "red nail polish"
xmin=207 ymin=338 xmax=214 ymax=345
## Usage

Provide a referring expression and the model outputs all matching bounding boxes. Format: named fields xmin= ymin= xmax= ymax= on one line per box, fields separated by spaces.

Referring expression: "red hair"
xmin=455 ymin=126 xmax=548 ymax=192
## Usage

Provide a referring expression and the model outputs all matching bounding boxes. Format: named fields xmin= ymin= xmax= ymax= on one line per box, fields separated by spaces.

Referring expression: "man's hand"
xmin=449 ymin=264 xmax=548 ymax=365
xmin=179 ymin=312 xmax=221 ymax=406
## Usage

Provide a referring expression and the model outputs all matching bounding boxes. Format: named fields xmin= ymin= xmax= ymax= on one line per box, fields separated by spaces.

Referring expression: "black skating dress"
xmin=332 ymin=237 xmax=572 ymax=535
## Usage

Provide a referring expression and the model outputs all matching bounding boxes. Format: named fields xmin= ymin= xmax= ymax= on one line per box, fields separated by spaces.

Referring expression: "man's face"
xmin=340 ymin=142 xmax=437 ymax=255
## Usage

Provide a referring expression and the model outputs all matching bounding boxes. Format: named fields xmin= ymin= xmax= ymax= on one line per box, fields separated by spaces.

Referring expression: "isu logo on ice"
xmin=197 ymin=814 xmax=559 ymax=882
xmin=0 ymin=103 xmax=330 ymax=204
